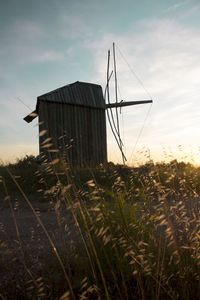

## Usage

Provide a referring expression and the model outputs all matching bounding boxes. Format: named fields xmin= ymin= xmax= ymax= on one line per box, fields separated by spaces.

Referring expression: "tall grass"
xmin=0 ymin=156 xmax=200 ymax=299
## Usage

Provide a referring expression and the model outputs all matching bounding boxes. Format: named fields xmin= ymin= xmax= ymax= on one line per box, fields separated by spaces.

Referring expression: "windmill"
xmin=24 ymin=43 xmax=152 ymax=166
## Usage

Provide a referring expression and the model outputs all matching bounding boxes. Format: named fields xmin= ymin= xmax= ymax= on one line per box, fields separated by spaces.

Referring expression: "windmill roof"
xmin=36 ymin=81 xmax=105 ymax=110
xmin=24 ymin=81 xmax=105 ymax=123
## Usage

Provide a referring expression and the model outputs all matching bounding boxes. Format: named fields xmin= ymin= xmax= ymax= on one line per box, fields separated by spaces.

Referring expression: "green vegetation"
xmin=0 ymin=156 xmax=200 ymax=299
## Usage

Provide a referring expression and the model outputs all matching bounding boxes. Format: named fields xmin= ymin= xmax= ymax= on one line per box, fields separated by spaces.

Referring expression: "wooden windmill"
xmin=24 ymin=43 xmax=152 ymax=166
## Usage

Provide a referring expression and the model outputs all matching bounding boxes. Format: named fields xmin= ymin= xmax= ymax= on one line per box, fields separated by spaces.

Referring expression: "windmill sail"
xmin=105 ymin=43 xmax=153 ymax=164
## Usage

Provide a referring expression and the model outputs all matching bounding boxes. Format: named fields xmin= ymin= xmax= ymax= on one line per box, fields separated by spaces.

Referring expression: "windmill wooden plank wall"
xmin=24 ymin=81 xmax=107 ymax=166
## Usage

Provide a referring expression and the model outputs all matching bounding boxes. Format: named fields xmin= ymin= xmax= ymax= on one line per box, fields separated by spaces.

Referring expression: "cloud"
xmin=163 ymin=1 xmax=189 ymax=13
xmin=162 ymin=1 xmax=200 ymax=21
xmin=0 ymin=20 xmax=65 ymax=68
xmin=26 ymin=49 xmax=65 ymax=63
xmin=86 ymin=18 xmax=200 ymax=162
xmin=60 ymin=14 xmax=92 ymax=39
xmin=88 ymin=18 xmax=200 ymax=102
xmin=12 ymin=20 xmax=45 ymax=41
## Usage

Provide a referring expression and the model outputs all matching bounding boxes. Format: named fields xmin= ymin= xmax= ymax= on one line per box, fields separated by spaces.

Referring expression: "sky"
xmin=1 ymin=0 xmax=200 ymax=165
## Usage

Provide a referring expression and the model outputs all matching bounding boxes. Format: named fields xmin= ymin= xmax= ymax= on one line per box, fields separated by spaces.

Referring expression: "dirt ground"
xmin=0 ymin=195 xmax=78 ymax=289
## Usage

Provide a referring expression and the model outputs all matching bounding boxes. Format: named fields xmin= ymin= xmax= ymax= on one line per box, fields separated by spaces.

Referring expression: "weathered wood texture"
xmin=38 ymin=82 xmax=107 ymax=166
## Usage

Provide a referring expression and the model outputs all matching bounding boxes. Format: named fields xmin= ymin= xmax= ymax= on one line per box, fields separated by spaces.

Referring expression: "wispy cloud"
xmin=0 ymin=20 xmax=65 ymax=67
xmin=27 ymin=49 xmax=65 ymax=63
xmin=163 ymin=1 xmax=200 ymax=21
xmin=60 ymin=14 xmax=92 ymax=39
xmin=86 ymin=18 xmax=200 ymax=162
xmin=163 ymin=1 xmax=189 ymax=13
xmin=177 ymin=4 xmax=200 ymax=19
xmin=12 ymin=20 xmax=45 ymax=41
xmin=89 ymin=18 xmax=200 ymax=96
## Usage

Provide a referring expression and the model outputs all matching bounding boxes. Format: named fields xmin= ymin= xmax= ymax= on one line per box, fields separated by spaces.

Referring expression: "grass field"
xmin=0 ymin=155 xmax=200 ymax=299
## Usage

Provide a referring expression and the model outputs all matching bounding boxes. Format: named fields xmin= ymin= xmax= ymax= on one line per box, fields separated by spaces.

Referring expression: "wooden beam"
xmin=23 ymin=110 xmax=38 ymax=123
xmin=106 ymin=100 xmax=153 ymax=109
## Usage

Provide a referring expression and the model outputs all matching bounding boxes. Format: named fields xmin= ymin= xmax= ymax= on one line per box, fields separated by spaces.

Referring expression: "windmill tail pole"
xmin=106 ymin=100 xmax=153 ymax=109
